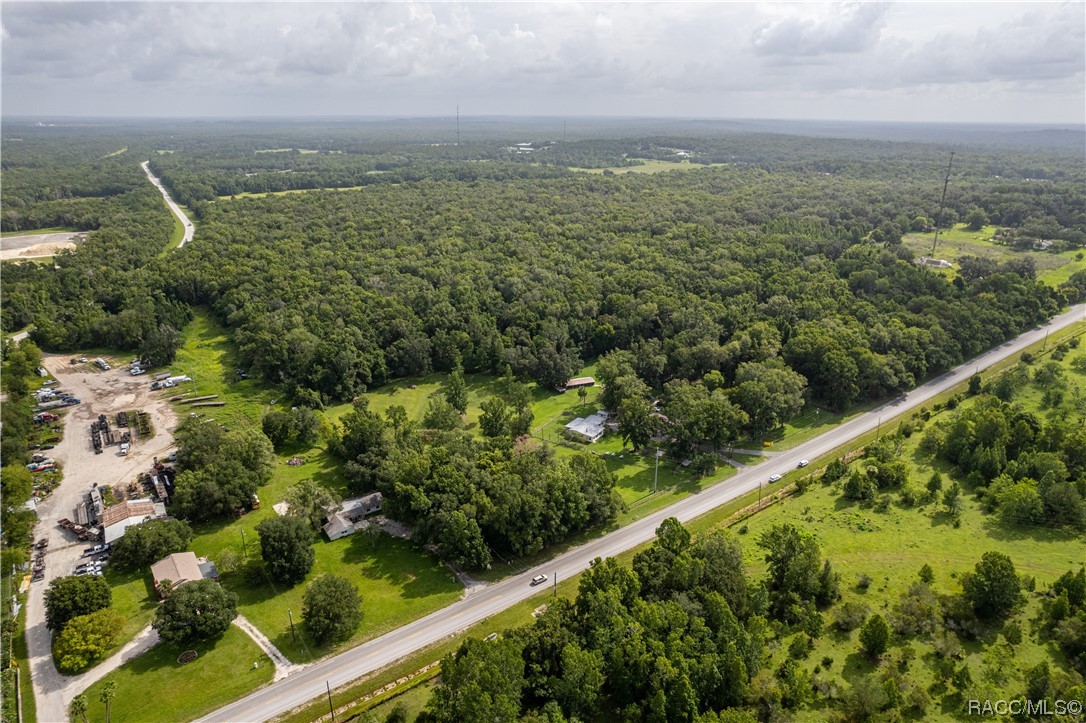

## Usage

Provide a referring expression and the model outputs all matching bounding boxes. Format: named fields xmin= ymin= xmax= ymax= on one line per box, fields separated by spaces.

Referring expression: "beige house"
xmin=150 ymin=551 xmax=219 ymax=598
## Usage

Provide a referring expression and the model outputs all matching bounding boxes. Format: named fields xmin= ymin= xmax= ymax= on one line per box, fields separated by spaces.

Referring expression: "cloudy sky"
xmin=2 ymin=1 xmax=1083 ymax=124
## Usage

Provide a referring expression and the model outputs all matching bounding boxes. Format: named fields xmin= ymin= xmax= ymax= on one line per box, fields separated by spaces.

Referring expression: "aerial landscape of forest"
xmin=2 ymin=2 xmax=1084 ymax=723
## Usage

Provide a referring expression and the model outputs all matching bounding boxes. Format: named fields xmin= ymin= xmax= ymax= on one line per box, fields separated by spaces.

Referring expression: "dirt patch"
xmin=0 ymin=232 xmax=86 ymax=260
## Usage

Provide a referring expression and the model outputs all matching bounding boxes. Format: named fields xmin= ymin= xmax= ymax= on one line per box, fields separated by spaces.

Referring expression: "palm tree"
xmin=69 ymin=694 xmax=89 ymax=723
xmin=100 ymin=680 xmax=117 ymax=723
xmin=578 ymin=386 xmax=588 ymax=410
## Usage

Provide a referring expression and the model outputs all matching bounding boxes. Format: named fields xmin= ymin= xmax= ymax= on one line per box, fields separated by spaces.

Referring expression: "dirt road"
xmin=25 ymin=355 xmax=180 ymax=723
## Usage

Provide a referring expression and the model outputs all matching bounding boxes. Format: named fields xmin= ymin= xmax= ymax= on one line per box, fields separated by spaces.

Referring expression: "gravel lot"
xmin=25 ymin=354 xmax=179 ymax=722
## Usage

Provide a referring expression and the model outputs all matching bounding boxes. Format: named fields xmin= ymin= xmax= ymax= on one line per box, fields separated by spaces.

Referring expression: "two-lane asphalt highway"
xmin=141 ymin=160 xmax=195 ymax=247
xmin=200 ymin=304 xmax=1085 ymax=723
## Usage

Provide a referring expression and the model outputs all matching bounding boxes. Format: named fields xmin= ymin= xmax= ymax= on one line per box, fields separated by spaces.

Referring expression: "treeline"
xmin=423 ymin=518 xmax=822 ymax=722
xmin=149 ymin=153 xmax=572 ymax=208
xmin=330 ymin=398 xmax=623 ymax=569
xmin=0 ymin=340 xmax=46 ymax=550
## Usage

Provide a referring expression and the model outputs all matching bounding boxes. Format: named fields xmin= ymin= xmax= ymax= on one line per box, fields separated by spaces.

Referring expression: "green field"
xmin=904 ymin=223 xmax=1086 ymax=286
xmin=169 ymin=310 xmax=282 ymax=430
xmin=80 ymin=625 xmax=274 ymax=723
xmin=572 ymin=159 xmax=726 ymax=175
xmin=216 ymin=185 xmax=371 ymax=201
xmin=0 ymin=226 xmax=77 ymax=238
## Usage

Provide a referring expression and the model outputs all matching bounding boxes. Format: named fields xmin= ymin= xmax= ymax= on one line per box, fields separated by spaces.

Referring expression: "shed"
xmin=101 ymin=499 xmax=164 ymax=544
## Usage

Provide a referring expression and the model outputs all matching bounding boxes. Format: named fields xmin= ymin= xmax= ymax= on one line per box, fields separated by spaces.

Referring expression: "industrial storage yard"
xmin=22 ymin=355 xmax=180 ymax=721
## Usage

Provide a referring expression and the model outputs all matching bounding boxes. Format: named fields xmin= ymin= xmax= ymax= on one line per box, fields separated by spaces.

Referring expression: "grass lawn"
xmin=81 ymin=625 xmax=274 ymax=723
xmin=169 ymin=310 xmax=283 ymax=431
xmin=361 ymin=678 xmax=437 ymax=721
xmin=176 ymin=310 xmax=462 ymax=663
xmin=328 ymin=361 xmax=707 ymax=511
xmin=903 ymin=223 xmax=1086 ymax=287
xmin=737 ymin=456 xmax=1080 ymax=720
xmin=76 ymin=567 xmax=159 ymax=668
xmin=195 ymin=525 xmax=463 ymax=664
xmin=0 ymin=226 xmax=77 ymax=238
xmin=158 ymin=208 xmax=187 ymax=256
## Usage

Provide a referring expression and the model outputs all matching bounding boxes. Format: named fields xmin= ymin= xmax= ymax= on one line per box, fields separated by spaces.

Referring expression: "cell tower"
xmin=930 ymin=151 xmax=955 ymax=257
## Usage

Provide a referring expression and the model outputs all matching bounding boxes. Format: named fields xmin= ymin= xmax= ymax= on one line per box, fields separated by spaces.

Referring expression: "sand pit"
xmin=0 ymin=231 xmax=86 ymax=260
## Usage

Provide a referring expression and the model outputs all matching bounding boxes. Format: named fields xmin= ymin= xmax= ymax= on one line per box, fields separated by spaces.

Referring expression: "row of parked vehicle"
xmin=76 ymin=543 xmax=111 ymax=576
xmin=31 ymin=539 xmax=48 ymax=582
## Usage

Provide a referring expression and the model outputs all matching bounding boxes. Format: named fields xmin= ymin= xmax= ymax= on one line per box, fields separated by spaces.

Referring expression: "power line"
xmin=930 ymin=151 xmax=955 ymax=258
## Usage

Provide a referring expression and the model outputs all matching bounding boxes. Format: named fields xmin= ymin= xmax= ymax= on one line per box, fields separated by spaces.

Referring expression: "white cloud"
xmin=0 ymin=1 xmax=1081 ymax=123
xmin=752 ymin=2 xmax=890 ymax=58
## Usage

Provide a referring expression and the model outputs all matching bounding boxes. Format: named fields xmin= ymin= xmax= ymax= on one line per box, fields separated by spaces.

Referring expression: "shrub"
xmin=788 ymin=634 xmax=813 ymax=660
xmin=834 ymin=601 xmax=869 ymax=632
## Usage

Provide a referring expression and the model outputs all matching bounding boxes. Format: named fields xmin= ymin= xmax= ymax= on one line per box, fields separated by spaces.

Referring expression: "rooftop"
xmin=100 ymin=499 xmax=156 ymax=528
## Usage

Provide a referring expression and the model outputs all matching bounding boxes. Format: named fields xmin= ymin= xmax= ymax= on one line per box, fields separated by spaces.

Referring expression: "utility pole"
xmin=326 ymin=681 xmax=335 ymax=722
xmin=1043 ymin=329 xmax=1050 ymax=351
xmin=930 ymin=151 xmax=955 ymax=257
xmin=653 ymin=446 xmax=660 ymax=494
xmin=876 ymin=416 xmax=883 ymax=440
xmin=553 ymin=573 xmax=557 ymax=597
xmin=288 ymin=609 xmax=296 ymax=643
xmin=240 ymin=528 xmax=247 ymax=557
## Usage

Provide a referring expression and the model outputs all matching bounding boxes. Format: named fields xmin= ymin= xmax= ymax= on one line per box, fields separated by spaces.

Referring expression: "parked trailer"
xmin=57 ymin=518 xmax=93 ymax=540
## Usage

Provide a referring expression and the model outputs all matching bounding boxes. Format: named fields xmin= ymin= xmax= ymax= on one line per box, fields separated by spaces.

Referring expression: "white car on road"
xmin=798 ymin=459 xmax=809 ymax=468
xmin=530 ymin=574 xmax=548 ymax=586
xmin=768 ymin=474 xmax=782 ymax=483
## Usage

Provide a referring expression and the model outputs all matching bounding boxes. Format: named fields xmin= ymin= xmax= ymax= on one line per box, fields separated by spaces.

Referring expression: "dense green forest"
xmin=3 ymin=125 xmax=1084 ymax=428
